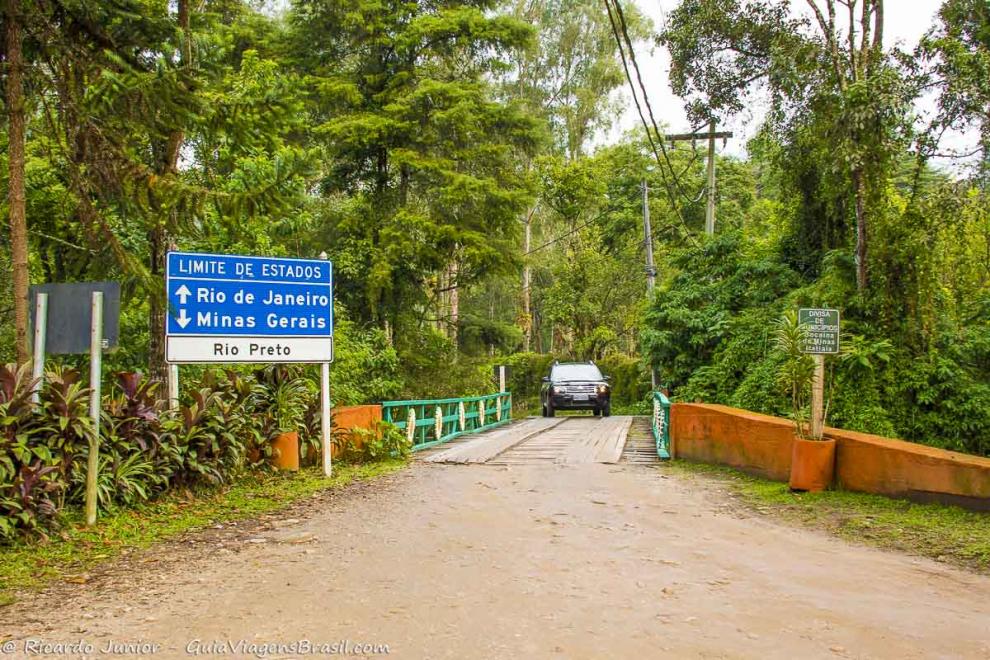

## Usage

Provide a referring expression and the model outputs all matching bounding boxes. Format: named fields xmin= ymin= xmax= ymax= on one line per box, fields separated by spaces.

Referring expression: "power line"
xmin=524 ymin=212 xmax=609 ymax=255
xmin=601 ymin=2 xmax=679 ymax=210
xmin=602 ymin=0 xmax=698 ymax=244
xmin=611 ymin=0 xmax=695 ymax=204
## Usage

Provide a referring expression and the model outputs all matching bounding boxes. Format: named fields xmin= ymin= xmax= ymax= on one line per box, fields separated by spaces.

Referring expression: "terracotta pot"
xmin=789 ymin=436 xmax=836 ymax=492
xmin=271 ymin=431 xmax=300 ymax=471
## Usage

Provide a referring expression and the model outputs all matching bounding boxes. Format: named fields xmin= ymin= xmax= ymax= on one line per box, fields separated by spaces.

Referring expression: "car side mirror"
xmin=604 ymin=375 xmax=611 ymax=381
xmin=542 ymin=376 xmax=551 ymax=383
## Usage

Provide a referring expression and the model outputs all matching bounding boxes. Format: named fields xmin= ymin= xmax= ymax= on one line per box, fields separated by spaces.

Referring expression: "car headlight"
xmin=597 ymin=384 xmax=608 ymax=394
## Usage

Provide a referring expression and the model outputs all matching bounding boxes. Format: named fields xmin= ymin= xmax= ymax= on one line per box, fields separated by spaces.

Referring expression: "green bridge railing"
xmin=652 ymin=391 xmax=672 ymax=459
xmin=382 ymin=392 xmax=512 ymax=451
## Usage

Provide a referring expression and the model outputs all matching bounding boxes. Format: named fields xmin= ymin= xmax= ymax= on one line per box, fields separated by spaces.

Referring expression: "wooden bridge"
xmin=381 ymin=390 xmax=671 ymax=461
xmin=421 ymin=416 xmax=652 ymax=465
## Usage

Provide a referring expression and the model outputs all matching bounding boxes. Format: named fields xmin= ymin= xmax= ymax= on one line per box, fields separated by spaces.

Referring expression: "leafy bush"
xmin=643 ymin=230 xmax=990 ymax=457
xmin=772 ymin=311 xmax=815 ymax=438
xmin=396 ymin=327 xmax=492 ymax=399
xmin=331 ymin=316 xmax=403 ymax=405
xmin=39 ymin=367 xmax=92 ymax=495
xmin=336 ymin=420 xmax=411 ymax=463
xmin=0 ymin=364 xmax=65 ymax=541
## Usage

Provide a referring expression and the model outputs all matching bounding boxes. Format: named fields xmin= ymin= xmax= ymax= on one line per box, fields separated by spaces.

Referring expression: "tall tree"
xmin=661 ymin=0 xmax=909 ymax=292
xmin=4 ymin=0 xmax=28 ymax=364
xmin=147 ymin=0 xmax=192 ymax=386
xmin=15 ymin=0 xmax=311 ymax=382
xmin=918 ymin=0 xmax=990 ymax=183
xmin=289 ymin=0 xmax=542 ymax=340
xmin=500 ymin=0 xmax=650 ymax=353
xmin=505 ymin=0 xmax=650 ymax=160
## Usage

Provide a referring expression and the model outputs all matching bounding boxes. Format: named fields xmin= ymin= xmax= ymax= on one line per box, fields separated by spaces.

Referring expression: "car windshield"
xmin=551 ymin=364 xmax=603 ymax=381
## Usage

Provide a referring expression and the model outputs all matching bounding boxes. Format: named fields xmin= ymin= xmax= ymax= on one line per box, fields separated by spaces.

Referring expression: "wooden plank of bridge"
xmin=425 ymin=417 xmax=566 ymax=464
xmin=556 ymin=416 xmax=632 ymax=464
xmin=596 ymin=415 xmax=633 ymax=464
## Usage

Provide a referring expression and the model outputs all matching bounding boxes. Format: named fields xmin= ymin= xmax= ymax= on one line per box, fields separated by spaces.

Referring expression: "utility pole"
xmin=642 ymin=180 xmax=657 ymax=389
xmin=664 ymin=123 xmax=733 ymax=236
xmin=642 ymin=180 xmax=656 ymax=292
xmin=521 ymin=207 xmax=534 ymax=352
xmin=705 ymin=120 xmax=717 ymax=235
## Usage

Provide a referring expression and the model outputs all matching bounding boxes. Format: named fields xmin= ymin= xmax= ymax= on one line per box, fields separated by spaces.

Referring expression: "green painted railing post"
xmin=652 ymin=391 xmax=671 ymax=459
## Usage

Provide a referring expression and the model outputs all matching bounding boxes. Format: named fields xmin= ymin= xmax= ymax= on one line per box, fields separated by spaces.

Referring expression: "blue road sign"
xmin=165 ymin=252 xmax=333 ymax=363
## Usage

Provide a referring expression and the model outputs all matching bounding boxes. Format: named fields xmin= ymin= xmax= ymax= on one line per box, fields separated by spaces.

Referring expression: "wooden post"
xmin=705 ymin=120 xmax=717 ymax=235
xmin=642 ymin=180 xmax=656 ymax=291
xmin=811 ymin=354 xmax=825 ymax=439
xmin=663 ymin=125 xmax=733 ymax=237
xmin=85 ymin=291 xmax=104 ymax=526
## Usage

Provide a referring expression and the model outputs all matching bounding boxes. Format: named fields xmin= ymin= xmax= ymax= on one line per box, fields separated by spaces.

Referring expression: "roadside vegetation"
xmin=671 ymin=460 xmax=990 ymax=574
xmin=0 ymin=361 xmax=410 ymax=542
xmin=0 ymin=460 xmax=406 ymax=604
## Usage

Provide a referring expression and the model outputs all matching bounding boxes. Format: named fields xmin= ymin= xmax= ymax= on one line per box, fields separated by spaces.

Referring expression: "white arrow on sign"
xmin=176 ymin=309 xmax=191 ymax=329
xmin=175 ymin=284 xmax=192 ymax=304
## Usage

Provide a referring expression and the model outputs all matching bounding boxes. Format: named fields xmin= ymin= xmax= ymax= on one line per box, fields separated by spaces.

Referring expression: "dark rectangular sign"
xmin=29 ymin=282 xmax=121 ymax=355
xmin=798 ymin=308 xmax=840 ymax=354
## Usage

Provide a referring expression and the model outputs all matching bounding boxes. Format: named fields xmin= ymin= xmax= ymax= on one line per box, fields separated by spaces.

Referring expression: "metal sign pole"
xmin=321 ymin=361 xmax=332 ymax=477
xmin=31 ymin=293 xmax=48 ymax=404
xmin=85 ymin=291 xmax=104 ymax=526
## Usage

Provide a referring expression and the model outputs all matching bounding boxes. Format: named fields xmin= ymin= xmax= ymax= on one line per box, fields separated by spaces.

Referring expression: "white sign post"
xmin=167 ymin=363 xmax=180 ymax=411
xmin=31 ymin=292 xmax=48 ymax=404
xmin=85 ymin=291 xmax=103 ymax=526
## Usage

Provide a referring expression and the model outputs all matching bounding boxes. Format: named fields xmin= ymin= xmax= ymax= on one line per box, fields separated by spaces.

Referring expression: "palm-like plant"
xmin=773 ymin=311 xmax=816 ymax=439
xmin=269 ymin=379 xmax=310 ymax=438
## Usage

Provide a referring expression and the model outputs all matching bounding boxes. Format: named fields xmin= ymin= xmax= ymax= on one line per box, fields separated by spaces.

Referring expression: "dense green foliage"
xmin=0 ymin=362 xmax=408 ymax=542
xmin=642 ymin=0 xmax=990 ymax=457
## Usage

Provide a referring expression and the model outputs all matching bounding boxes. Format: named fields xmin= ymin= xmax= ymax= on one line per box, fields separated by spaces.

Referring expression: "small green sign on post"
xmin=798 ymin=308 xmax=840 ymax=354
xmin=798 ymin=308 xmax=840 ymax=440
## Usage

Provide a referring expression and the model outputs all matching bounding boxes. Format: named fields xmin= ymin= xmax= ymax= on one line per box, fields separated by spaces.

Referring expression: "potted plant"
xmin=774 ymin=310 xmax=835 ymax=491
xmin=259 ymin=367 xmax=311 ymax=471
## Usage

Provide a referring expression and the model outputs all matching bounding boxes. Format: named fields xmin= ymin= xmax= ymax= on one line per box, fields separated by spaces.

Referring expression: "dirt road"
xmin=4 ymin=420 xmax=989 ymax=659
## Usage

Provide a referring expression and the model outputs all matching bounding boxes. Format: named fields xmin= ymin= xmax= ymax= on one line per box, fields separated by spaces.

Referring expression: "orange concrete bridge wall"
xmin=331 ymin=404 xmax=382 ymax=456
xmin=671 ymin=403 xmax=990 ymax=510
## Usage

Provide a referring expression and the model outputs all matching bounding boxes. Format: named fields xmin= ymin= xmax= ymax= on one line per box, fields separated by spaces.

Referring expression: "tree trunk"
xmin=5 ymin=0 xmax=29 ymax=366
xmin=147 ymin=227 xmax=170 ymax=385
xmin=852 ymin=168 xmax=868 ymax=292
xmin=148 ymin=0 xmax=189 ymax=387
xmin=448 ymin=258 xmax=459 ymax=348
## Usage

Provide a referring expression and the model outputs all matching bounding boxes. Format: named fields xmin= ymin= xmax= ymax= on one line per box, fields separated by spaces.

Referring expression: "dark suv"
xmin=540 ymin=361 xmax=611 ymax=417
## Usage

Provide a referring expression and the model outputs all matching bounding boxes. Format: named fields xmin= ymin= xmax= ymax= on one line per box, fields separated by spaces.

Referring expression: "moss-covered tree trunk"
xmin=5 ymin=0 xmax=28 ymax=365
xmin=148 ymin=0 xmax=190 ymax=387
